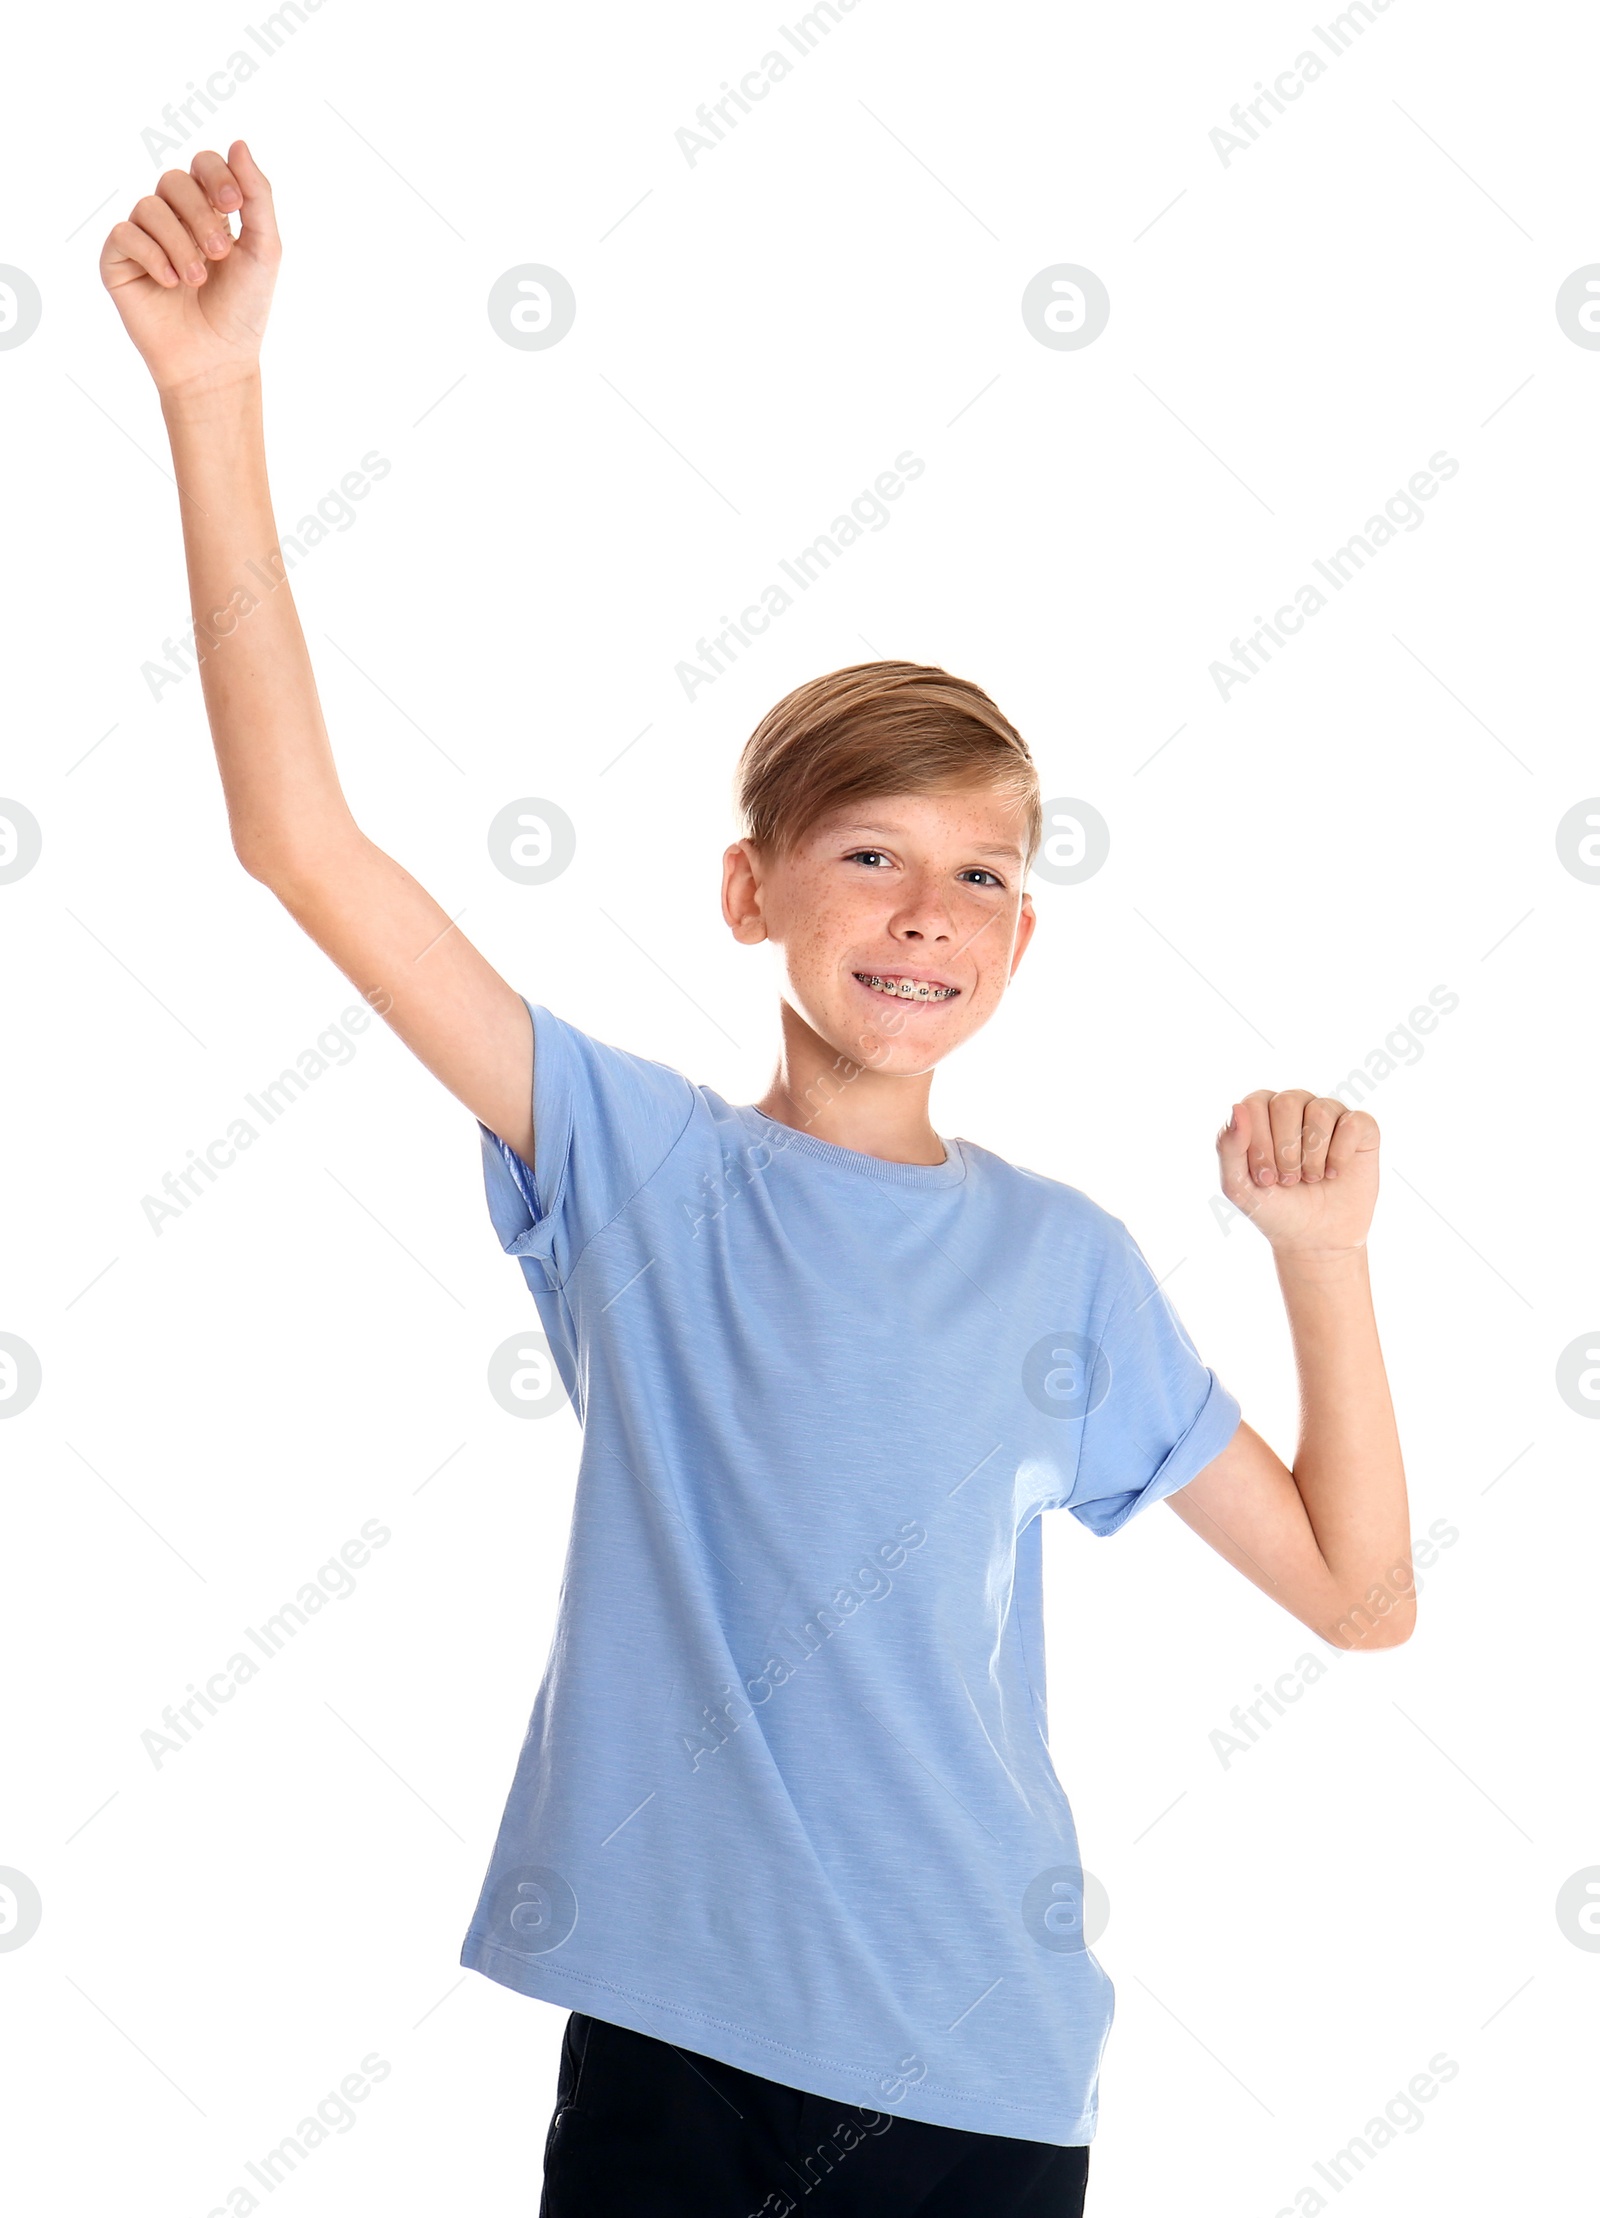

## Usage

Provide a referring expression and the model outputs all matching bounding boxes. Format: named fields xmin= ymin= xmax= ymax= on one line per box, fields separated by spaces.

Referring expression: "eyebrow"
xmin=843 ymin=823 xmax=1026 ymax=864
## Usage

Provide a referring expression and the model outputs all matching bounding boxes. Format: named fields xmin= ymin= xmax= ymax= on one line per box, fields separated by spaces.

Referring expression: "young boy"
xmin=101 ymin=144 xmax=1413 ymax=2218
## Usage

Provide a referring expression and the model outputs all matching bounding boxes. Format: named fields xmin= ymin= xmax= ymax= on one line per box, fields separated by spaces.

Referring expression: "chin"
xmin=831 ymin=1012 xmax=959 ymax=1076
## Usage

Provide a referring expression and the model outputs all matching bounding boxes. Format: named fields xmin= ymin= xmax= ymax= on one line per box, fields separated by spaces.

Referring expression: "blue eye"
xmin=843 ymin=851 xmax=1005 ymax=887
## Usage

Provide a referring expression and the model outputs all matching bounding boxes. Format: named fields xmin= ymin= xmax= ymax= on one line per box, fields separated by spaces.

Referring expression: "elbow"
xmin=1316 ymin=1586 xmax=1418 ymax=1653
xmin=233 ymin=816 xmax=358 ymax=895
xmin=1358 ymin=1600 xmax=1417 ymax=1650
xmin=233 ymin=837 xmax=278 ymax=885
xmin=1308 ymin=1544 xmax=1418 ymax=1652
xmin=230 ymin=813 xmax=289 ymax=884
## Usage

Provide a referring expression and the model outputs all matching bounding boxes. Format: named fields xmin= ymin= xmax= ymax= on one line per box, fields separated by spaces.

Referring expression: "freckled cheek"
xmin=788 ymin=924 xmax=841 ymax=993
xmin=793 ymin=888 xmax=858 ymax=973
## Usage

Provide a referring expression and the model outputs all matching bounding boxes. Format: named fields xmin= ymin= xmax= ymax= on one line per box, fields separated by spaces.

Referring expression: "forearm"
xmin=161 ymin=369 xmax=355 ymax=873
xmin=100 ymin=144 xmax=538 ymax=1159
xmin=1275 ymin=1245 xmax=1413 ymax=1633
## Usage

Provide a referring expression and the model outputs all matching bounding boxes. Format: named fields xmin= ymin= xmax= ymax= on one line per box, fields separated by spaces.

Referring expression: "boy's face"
xmin=723 ymin=784 xmax=1038 ymax=1075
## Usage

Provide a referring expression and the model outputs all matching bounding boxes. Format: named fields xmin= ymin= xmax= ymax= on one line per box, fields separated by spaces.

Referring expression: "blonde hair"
xmin=734 ymin=661 xmax=1041 ymax=870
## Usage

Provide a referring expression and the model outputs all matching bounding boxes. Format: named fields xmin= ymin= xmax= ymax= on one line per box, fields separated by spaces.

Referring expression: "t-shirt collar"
xmin=738 ymin=1104 xmax=969 ymax=1189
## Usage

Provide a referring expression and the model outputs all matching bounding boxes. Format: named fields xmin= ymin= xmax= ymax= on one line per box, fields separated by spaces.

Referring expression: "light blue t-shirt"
xmin=459 ymin=1002 xmax=1241 ymax=2146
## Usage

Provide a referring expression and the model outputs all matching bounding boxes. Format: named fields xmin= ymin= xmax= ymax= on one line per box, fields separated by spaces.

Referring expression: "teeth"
xmin=858 ymin=974 xmax=956 ymax=1001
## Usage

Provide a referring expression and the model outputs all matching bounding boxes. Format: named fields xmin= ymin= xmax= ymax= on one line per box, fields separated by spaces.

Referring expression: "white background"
xmin=2 ymin=1 xmax=1594 ymax=2211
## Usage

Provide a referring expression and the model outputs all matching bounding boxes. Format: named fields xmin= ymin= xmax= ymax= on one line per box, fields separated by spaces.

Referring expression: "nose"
xmin=890 ymin=875 xmax=954 ymax=941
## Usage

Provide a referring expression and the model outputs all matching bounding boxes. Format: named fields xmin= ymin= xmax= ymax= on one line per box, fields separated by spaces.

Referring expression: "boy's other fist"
xmin=1217 ymin=1090 xmax=1380 ymax=1255
xmin=99 ymin=140 xmax=280 ymax=402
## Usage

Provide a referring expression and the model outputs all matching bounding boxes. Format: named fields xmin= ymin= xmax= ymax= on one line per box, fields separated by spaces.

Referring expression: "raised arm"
xmin=99 ymin=140 xmax=535 ymax=1164
xmin=1168 ymin=1091 xmax=1413 ymax=1650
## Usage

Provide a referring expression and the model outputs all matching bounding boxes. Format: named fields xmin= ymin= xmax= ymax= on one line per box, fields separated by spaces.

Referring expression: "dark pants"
xmin=539 ymin=2012 xmax=1091 ymax=2217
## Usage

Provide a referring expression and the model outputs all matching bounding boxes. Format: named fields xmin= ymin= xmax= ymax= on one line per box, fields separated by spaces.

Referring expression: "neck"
xmin=752 ymin=998 xmax=947 ymax=1166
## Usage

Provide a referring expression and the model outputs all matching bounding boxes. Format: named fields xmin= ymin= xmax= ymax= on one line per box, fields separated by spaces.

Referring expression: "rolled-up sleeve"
xmin=477 ymin=1000 xmax=697 ymax=1286
xmin=1063 ymin=1233 xmax=1242 ymax=1537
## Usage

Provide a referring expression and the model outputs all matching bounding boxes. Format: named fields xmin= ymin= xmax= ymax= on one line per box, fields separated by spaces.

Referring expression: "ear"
xmin=722 ymin=839 xmax=768 ymax=943
xmin=1008 ymin=891 xmax=1037 ymax=978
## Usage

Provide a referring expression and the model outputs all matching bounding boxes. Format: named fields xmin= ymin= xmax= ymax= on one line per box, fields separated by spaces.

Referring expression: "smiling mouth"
xmin=852 ymin=972 xmax=961 ymax=1003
